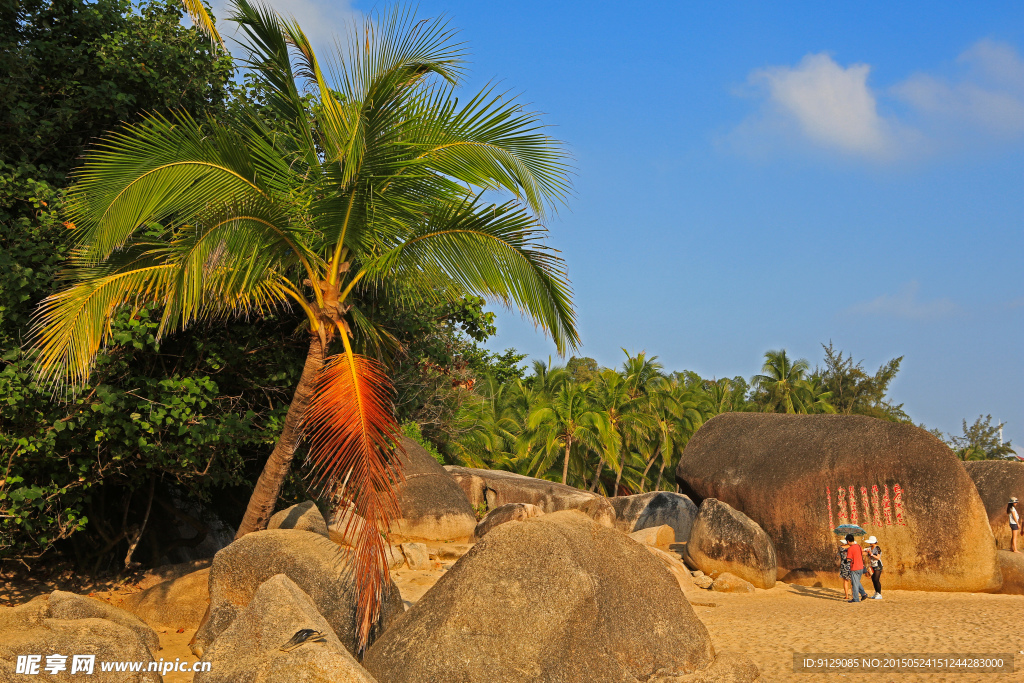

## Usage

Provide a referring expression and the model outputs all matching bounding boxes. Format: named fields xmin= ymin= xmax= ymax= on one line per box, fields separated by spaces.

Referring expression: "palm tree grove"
xmin=1 ymin=0 xmax=1021 ymax=679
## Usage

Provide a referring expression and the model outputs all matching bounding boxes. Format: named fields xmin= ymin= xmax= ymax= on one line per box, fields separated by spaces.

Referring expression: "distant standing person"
xmin=1009 ymin=498 xmax=1020 ymax=553
xmin=866 ymin=536 xmax=883 ymax=599
xmin=846 ymin=534 xmax=868 ymax=602
xmin=838 ymin=538 xmax=852 ymax=600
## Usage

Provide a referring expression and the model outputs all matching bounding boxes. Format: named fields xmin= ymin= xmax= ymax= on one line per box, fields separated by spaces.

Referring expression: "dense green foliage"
xmin=0 ymin=0 xmax=246 ymax=566
xmin=435 ymin=343 xmax=1010 ymax=495
xmin=947 ymin=415 xmax=1015 ymax=461
xmin=0 ymin=0 xmax=542 ymax=569
xmin=1 ymin=0 xmax=232 ymax=182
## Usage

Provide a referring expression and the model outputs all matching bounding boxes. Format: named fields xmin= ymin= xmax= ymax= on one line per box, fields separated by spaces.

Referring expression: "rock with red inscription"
xmin=676 ymin=413 xmax=1000 ymax=592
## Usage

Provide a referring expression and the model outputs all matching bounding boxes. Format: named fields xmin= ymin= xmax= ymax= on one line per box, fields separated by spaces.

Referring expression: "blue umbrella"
xmin=833 ymin=524 xmax=866 ymax=536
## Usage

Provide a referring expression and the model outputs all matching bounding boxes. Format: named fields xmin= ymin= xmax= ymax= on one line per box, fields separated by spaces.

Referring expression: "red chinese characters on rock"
xmin=882 ymin=485 xmax=893 ymax=526
xmin=893 ymin=483 xmax=906 ymax=526
xmin=871 ymin=485 xmax=882 ymax=527
xmin=826 ymin=483 xmax=907 ymax=530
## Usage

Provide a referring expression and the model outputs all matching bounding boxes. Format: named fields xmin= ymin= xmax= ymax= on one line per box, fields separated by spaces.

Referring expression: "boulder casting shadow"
xmin=363 ymin=510 xmax=759 ymax=683
xmin=676 ymin=413 xmax=1000 ymax=592
xmin=190 ymin=529 xmax=402 ymax=658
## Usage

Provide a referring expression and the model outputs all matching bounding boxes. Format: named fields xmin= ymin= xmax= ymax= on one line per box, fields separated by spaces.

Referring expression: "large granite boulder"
xmin=391 ymin=437 xmax=477 ymax=542
xmin=194 ymin=574 xmax=378 ymax=683
xmin=121 ymin=567 xmax=210 ymax=631
xmin=268 ymin=501 xmax=330 ymax=538
xmin=474 ymin=502 xmax=545 ymax=539
xmin=48 ymin=591 xmax=160 ymax=656
xmin=996 ymin=550 xmax=1024 ymax=595
xmin=363 ymin=510 xmax=759 ymax=683
xmin=445 ymin=466 xmax=616 ymax=527
xmin=0 ymin=595 xmax=161 ymax=682
xmin=609 ymin=491 xmax=698 ymax=542
xmin=190 ymin=529 xmax=402 ymax=658
xmin=964 ymin=460 xmax=1024 ymax=551
xmin=677 ymin=413 xmax=1001 ymax=592
xmin=683 ymin=499 xmax=777 ymax=589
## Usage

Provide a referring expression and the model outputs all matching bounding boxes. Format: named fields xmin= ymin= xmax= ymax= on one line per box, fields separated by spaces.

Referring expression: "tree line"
xmin=411 ymin=343 xmax=1015 ymax=495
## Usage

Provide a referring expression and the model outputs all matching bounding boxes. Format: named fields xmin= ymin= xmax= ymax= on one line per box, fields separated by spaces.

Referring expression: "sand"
xmin=682 ymin=581 xmax=1024 ymax=683
xmin=12 ymin=558 xmax=1024 ymax=682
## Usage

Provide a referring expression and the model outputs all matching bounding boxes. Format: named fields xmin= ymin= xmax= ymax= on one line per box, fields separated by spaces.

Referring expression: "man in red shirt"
xmin=846 ymin=534 xmax=869 ymax=602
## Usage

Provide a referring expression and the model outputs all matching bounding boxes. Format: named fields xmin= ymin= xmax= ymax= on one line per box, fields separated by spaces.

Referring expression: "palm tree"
xmin=30 ymin=1 xmax=576 ymax=649
xmin=622 ymin=349 xmax=663 ymax=399
xmin=794 ymin=374 xmax=837 ymax=414
xmin=522 ymin=383 xmax=611 ymax=485
xmin=752 ymin=349 xmax=811 ymax=414
xmin=448 ymin=375 xmax=522 ymax=469
xmin=640 ymin=377 xmax=706 ymax=491
xmin=589 ymin=369 xmax=653 ymax=494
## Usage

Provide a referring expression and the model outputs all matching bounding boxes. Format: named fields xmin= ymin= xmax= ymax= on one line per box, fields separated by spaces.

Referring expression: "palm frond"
xmin=303 ymin=347 xmax=404 ymax=652
xmin=365 ymin=196 xmax=578 ymax=354
xmin=180 ymin=0 xmax=224 ymax=48
xmin=409 ymin=84 xmax=573 ymax=217
xmin=66 ymin=113 xmax=299 ymax=262
xmin=30 ymin=263 xmax=175 ymax=385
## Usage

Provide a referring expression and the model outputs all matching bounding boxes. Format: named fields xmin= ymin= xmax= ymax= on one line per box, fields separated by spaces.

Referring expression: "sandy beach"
xmin=21 ymin=560 xmax=1022 ymax=683
xmin=684 ymin=582 xmax=1024 ymax=683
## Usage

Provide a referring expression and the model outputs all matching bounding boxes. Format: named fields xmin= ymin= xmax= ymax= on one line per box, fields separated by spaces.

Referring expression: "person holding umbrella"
xmin=838 ymin=538 xmax=853 ymax=600
xmin=846 ymin=533 xmax=869 ymax=602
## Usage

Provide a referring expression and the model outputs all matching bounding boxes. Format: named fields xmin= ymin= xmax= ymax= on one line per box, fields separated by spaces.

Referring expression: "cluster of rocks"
xmin=10 ymin=407 xmax=1024 ymax=681
xmin=0 ymin=591 xmax=163 ymax=682
xmin=676 ymin=412 xmax=1020 ymax=594
xmin=0 ymin=434 xmax=765 ymax=681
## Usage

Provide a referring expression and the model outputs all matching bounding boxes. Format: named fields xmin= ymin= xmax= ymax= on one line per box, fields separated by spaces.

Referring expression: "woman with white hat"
xmin=1008 ymin=498 xmax=1020 ymax=553
xmin=866 ymin=536 xmax=883 ymax=599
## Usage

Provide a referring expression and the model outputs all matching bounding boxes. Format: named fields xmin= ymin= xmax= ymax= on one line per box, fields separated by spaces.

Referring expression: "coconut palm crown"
xmin=30 ymin=0 xmax=577 ymax=650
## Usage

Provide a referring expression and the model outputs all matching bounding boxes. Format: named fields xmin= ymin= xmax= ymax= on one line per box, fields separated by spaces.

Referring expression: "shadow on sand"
xmin=785 ymin=583 xmax=847 ymax=602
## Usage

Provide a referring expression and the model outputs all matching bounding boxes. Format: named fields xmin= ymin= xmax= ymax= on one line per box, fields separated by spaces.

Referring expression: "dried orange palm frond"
xmin=180 ymin=0 xmax=225 ymax=48
xmin=303 ymin=347 xmax=405 ymax=653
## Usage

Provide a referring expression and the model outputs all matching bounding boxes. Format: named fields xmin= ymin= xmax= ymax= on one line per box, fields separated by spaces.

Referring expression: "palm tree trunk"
xmin=638 ymin=448 xmax=659 ymax=493
xmin=589 ymin=458 xmax=604 ymax=492
xmin=654 ymin=458 xmax=666 ymax=491
xmin=235 ymin=335 xmax=326 ymax=539
xmin=562 ymin=440 xmax=571 ymax=485
xmin=613 ymin=464 xmax=624 ymax=496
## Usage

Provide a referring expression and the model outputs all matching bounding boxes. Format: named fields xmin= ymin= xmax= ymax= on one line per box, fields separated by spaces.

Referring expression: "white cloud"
xmin=892 ymin=39 xmax=1024 ymax=138
xmin=847 ymin=281 xmax=958 ymax=320
xmin=732 ymin=40 xmax=1024 ymax=162
xmin=751 ymin=53 xmax=893 ymax=157
xmin=208 ymin=0 xmax=359 ymax=56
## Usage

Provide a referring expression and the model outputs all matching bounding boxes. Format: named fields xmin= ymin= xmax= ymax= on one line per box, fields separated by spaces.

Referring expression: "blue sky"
xmin=211 ymin=1 xmax=1023 ymax=443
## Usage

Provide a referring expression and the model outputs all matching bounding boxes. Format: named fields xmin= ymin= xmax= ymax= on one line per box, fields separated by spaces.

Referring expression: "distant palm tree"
xmin=588 ymin=370 xmax=653 ymax=493
xmin=794 ymin=375 xmax=837 ymax=414
xmin=640 ymin=377 xmax=706 ymax=491
xmin=523 ymin=383 xmax=612 ymax=485
xmin=753 ymin=349 xmax=811 ymax=414
xmin=622 ymin=350 xmax=664 ymax=399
